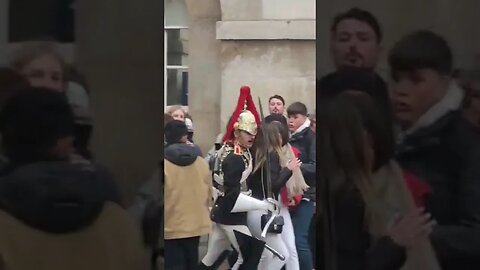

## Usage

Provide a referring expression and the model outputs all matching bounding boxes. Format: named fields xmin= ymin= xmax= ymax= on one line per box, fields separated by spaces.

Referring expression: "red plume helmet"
xmin=222 ymin=86 xmax=261 ymax=142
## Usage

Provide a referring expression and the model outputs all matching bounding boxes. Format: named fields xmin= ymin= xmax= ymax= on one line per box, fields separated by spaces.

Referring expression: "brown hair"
xmin=253 ymin=121 xmax=284 ymax=173
xmin=269 ymin=94 xmax=285 ymax=105
xmin=317 ymin=92 xmax=377 ymax=221
xmin=287 ymin=102 xmax=308 ymax=116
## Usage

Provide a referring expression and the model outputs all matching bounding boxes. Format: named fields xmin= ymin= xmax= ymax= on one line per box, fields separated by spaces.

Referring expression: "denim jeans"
xmin=290 ymin=200 xmax=314 ymax=270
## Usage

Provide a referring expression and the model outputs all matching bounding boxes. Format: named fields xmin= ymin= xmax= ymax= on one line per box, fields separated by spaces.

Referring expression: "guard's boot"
xmin=197 ymin=262 xmax=213 ymax=270
xmin=234 ymin=230 xmax=265 ymax=270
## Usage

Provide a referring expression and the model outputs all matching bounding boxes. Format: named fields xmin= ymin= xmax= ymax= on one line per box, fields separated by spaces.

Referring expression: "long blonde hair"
xmin=317 ymin=93 xmax=377 ymax=227
xmin=166 ymin=105 xmax=185 ymax=115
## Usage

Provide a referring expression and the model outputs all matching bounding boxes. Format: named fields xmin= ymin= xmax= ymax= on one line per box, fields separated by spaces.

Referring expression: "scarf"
xmin=370 ymin=160 xmax=442 ymax=270
xmin=278 ymin=143 xmax=309 ymax=205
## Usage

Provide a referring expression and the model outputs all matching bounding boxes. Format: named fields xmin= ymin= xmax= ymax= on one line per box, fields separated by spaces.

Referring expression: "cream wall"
xmin=187 ymin=0 xmax=315 ymax=153
xmin=219 ymin=41 xmax=315 ymax=127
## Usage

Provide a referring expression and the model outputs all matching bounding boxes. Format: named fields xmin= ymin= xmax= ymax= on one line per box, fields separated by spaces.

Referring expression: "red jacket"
xmin=403 ymin=171 xmax=430 ymax=207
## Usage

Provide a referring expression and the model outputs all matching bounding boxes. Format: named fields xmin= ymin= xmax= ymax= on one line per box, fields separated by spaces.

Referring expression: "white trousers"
xmin=280 ymin=204 xmax=299 ymax=270
xmin=201 ymin=223 xmax=251 ymax=270
xmin=246 ymin=200 xmax=299 ymax=270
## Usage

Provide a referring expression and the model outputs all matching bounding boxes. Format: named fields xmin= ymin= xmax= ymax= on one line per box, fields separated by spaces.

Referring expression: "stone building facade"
xmin=184 ymin=0 xmax=316 ymax=153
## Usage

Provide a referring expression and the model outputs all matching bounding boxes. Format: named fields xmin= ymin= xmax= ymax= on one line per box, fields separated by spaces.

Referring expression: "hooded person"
xmin=162 ymin=120 xmax=212 ymax=270
xmin=199 ymin=86 xmax=278 ymax=270
xmin=0 ymin=87 xmax=147 ymax=270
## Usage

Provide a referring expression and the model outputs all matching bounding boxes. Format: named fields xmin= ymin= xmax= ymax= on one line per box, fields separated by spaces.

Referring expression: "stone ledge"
xmin=216 ymin=20 xmax=315 ymax=40
xmin=220 ymin=0 xmax=315 ymax=21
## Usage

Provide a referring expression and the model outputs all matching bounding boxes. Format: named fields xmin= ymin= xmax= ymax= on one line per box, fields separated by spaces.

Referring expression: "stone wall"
xmin=219 ymin=40 xmax=315 ymax=123
xmin=186 ymin=0 xmax=316 ymax=153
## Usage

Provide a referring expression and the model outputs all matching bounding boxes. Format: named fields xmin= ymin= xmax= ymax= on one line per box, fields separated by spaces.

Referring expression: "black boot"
xmin=197 ymin=262 xmax=212 ymax=270
xmin=233 ymin=231 xmax=265 ymax=270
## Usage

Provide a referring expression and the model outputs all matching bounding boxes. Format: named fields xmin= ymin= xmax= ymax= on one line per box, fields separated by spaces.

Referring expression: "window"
xmin=164 ymin=26 xmax=189 ymax=108
xmin=164 ymin=0 xmax=189 ymax=109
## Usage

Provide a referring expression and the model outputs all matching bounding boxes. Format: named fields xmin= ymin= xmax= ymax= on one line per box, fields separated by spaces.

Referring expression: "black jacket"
xmin=396 ymin=111 xmax=480 ymax=270
xmin=317 ymin=185 xmax=406 ymax=270
xmin=289 ymin=127 xmax=316 ymax=200
xmin=211 ymin=151 xmax=249 ymax=225
xmin=0 ymin=161 xmax=121 ymax=234
xmin=247 ymin=151 xmax=292 ymax=201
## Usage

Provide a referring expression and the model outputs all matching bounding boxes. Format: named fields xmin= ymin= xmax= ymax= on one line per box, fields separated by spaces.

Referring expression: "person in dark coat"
xmin=0 ymin=87 xmax=146 ymax=270
xmin=319 ymin=8 xmax=387 ymax=101
xmin=286 ymin=101 xmax=316 ymax=270
xmin=389 ymin=30 xmax=480 ymax=270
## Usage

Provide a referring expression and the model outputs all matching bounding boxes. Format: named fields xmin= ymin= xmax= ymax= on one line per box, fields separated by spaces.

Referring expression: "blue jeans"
xmin=290 ymin=200 xmax=314 ymax=270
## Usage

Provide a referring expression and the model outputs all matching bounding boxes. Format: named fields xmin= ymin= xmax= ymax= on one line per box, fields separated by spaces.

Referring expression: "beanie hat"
xmin=0 ymin=87 xmax=75 ymax=164
xmin=165 ymin=120 xmax=188 ymax=144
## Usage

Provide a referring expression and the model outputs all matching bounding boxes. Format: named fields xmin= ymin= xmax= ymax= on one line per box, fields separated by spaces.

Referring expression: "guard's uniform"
xmin=210 ymin=142 xmax=252 ymax=225
xmin=199 ymin=86 xmax=274 ymax=270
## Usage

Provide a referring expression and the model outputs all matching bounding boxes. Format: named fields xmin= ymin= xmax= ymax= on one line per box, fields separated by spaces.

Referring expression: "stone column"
xmin=185 ymin=0 xmax=222 ymax=153
xmin=75 ymin=0 xmax=163 ymax=203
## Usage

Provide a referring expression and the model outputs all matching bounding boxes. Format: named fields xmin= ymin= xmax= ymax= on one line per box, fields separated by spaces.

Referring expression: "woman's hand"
xmin=286 ymin=158 xmax=302 ymax=171
xmin=388 ymin=207 xmax=435 ymax=249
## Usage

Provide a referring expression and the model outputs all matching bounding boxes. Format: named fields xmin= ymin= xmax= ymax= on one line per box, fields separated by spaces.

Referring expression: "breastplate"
xmin=213 ymin=143 xmax=252 ymax=194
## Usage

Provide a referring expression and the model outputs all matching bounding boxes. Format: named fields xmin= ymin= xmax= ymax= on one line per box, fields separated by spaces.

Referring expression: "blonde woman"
xmin=246 ymin=121 xmax=302 ymax=269
xmin=10 ymin=41 xmax=65 ymax=92
xmin=166 ymin=105 xmax=186 ymax=122
xmin=264 ymin=114 xmax=309 ymax=270
xmin=317 ymin=92 xmax=439 ymax=270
